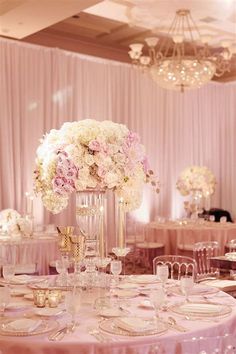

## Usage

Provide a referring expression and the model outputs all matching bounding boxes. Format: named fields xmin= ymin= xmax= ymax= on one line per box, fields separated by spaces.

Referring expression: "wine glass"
xmin=110 ymin=260 xmax=122 ymax=285
xmin=149 ymin=288 xmax=165 ymax=321
xmin=2 ymin=265 xmax=15 ymax=285
xmin=0 ymin=286 xmax=10 ymax=316
xmin=65 ymin=288 xmax=81 ymax=328
xmin=156 ymin=265 xmax=169 ymax=291
xmin=180 ymin=275 xmax=194 ymax=302
xmin=55 ymin=259 xmax=67 ymax=286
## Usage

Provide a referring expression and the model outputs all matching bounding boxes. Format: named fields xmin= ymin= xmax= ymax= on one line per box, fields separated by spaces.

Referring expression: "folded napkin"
xmin=4 ymin=319 xmax=42 ymax=333
xmin=202 ymin=280 xmax=236 ymax=292
xmin=179 ymin=303 xmax=222 ymax=314
xmin=115 ymin=317 xmax=151 ymax=333
xmin=11 ymin=275 xmax=32 ymax=284
xmin=129 ymin=275 xmax=159 ymax=284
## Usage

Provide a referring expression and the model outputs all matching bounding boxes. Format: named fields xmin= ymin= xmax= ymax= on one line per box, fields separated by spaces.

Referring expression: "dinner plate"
xmin=169 ymin=302 xmax=232 ymax=318
xmin=113 ymin=289 xmax=139 ymax=298
xmin=0 ymin=318 xmax=58 ymax=336
xmin=117 ymin=283 xmax=138 ymax=290
xmin=128 ymin=275 xmax=160 ymax=284
xmin=98 ymin=308 xmax=129 ymax=318
xmin=170 ymin=284 xmax=219 ymax=296
xmin=34 ymin=308 xmax=65 ymax=317
xmin=10 ymin=288 xmax=31 ymax=297
xmin=99 ymin=318 xmax=168 ymax=336
xmin=6 ymin=302 xmax=32 ymax=310
xmin=23 ymin=293 xmax=34 ymax=301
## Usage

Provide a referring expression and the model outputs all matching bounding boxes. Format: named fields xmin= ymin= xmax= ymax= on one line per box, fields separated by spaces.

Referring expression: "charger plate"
xmin=99 ymin=318 xmax=168 ymax=337
xmin=0 ymin=318 xmax=58 ymax=336
xmin=169 ymin=301 xmax=231 ymax=318
xmin=170 ymin=284 xmax=218 ymax=296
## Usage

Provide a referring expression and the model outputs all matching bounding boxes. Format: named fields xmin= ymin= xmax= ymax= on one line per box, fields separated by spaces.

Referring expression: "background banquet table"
xmin=144 ymin=222 xmax=236 ymax=254
xmin=0 ymin=234 xmax=60 ymax=275
xmin=0 ymin=275 xmax=236 ymax=354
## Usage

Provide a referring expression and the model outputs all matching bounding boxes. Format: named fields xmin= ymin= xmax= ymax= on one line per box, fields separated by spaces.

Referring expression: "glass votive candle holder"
xmin=33 ymin=290 xmax=47 ymax=308
xmin=48 ymin=290 xmax=60 ymax=308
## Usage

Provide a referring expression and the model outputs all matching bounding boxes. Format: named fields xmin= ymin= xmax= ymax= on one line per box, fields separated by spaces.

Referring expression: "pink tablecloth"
xmin=0 ymin=236 xmax=60 ymax=275
xmin=0 ymin=277 xmax=236 ymax=354
xmin=145 ymin=222 xmax=236 ymax=254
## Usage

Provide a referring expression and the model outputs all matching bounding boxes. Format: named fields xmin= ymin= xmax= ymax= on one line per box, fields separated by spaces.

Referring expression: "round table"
xmin=0 ymin=275 xmax=236 ymax=354
xmin=145 ymin=222 xmax=236 ymax=254
xmin=0 ymin=234 xmax=60 ymax=275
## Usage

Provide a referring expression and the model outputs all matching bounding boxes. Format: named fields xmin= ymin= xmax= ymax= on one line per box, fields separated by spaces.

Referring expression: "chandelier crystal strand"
xmin=128 ymin=8 xmax=233 ymax=92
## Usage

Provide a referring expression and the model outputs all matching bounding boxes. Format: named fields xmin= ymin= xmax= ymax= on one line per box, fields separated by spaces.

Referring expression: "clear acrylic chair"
xmin=193 ymin=241 xmax=220 ymax=281
xmin=153 ymin=255 xmax=196 ymax=280
xmin=181 ymin=334 xmax=236 ymax=354
xmin=225 ymin=239 xmax=236 ymax=253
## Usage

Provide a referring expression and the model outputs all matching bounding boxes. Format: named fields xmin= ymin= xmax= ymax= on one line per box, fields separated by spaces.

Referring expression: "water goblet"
xmin=65 ymin=288 xmax=81 ymax=328
xmin=180 ymin=275 xmax=194 ymax=302
xmin=2 ymin=265 xmax=15 ymax=285
xmin=149 ymin=288 xmax=165 ymax=322
xmin=0 ymin=286 xmax=10 ymax=316
xmin=156 ymin=264 xmax=169 ymax=291
xmin=110 ymin=260 xmax=122 ymax=285
xmin=55 ymin=259 xmax=67 ymax=286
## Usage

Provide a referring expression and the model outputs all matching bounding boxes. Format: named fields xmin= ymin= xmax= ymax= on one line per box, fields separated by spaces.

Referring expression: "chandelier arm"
xmin=186 ymin=14 xmax=197 ymax=56
xmin=189 ymin=12 xmax=201 ymax=38
xmin=161 ymin=14 xmax=178 ymax=56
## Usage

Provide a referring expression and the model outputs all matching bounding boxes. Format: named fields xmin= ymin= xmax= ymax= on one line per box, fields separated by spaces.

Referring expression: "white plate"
xmin=34 ymin=308 xmax=65 ymax=317
xmin=128 ymin=275 xmax=160 ymax=284
xmin=170 ymin=284 xmax=219 ymax=296
xmin=99 ymin=317 xmax=168 ymax=336
xmin=170 ymin=302 xmax=232 ymax=318
xmin=23 ymin=293 xmax=34 ymax=301
xmin=98 ymin=308 xmax=128 ymax=318
xmin=117 ymin=283 xmax=138 ymax=290
xmin=10 ymin=288 xmax=31 ymax=297
xmin=6 ymin=302 xmax=32 ymax=310
xmin=113 ymin=289 xmax=139 ymax=298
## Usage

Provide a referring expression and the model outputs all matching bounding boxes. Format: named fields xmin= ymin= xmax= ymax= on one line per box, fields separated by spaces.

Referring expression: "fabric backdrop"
xmin=0 ymin=37 xmax=236 ymax=246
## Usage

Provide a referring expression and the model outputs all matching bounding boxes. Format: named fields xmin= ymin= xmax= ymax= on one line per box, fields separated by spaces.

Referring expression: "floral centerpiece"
xmin=176 ymin=166 xmax=216 ymax=197
xmin=0 ymin=209 xmax=32 ymax=237
xmin=34 ymin=119 xmax=158 ymax=214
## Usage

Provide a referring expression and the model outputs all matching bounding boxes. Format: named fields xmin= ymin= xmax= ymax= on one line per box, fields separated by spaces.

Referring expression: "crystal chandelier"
xmin=128 ymin=9 xmax=233 ymax=92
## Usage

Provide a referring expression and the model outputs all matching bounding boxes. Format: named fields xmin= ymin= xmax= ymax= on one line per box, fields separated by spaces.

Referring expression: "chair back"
xmin=153 ymin=255 xmax=196 ymax=280
xmin=193 ymin=241 xmax=220 ymax=281
xmin=227 ymin=239 xmax=236 ymax=252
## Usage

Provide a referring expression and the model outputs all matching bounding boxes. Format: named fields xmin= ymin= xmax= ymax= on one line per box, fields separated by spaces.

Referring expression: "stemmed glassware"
xmin=2 ymin=265 xmax=15 ymax=285
xmin=110 ymin=260 xmax=122 ymax=285
xmin=0 ymin=286 xmax=10 ymax=316
xmin=65 ymin=288 xmax=81 ymax=328
xmin=156 ymin=265 xmax=169 ymax=291
xmin=180 ymin=275 xmax=194 ymax=302
xmin=55 ymin=257 xmax=69 ymax=286
xmin=149 ymin=288 xmax=165 ymax=321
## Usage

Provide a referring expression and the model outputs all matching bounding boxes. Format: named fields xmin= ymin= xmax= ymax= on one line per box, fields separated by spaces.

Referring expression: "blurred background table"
xmin=0 ymin=233 xmax=59 ymax=275
xmin=144 ymin=221 xmax=236 ymax=255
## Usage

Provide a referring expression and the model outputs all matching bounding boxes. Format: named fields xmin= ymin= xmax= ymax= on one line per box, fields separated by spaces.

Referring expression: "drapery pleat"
xmin=0 ymin=37 xmax=236 ymax=237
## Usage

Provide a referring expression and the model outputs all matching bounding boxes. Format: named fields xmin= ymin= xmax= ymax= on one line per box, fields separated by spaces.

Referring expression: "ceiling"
xmin=0 ymin=0 xmax=236 ymax=82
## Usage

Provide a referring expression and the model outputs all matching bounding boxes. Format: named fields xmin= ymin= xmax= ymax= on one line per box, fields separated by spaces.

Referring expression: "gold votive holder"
xmin=33 ymin=289 xmax=47 ymax=308
xmin=48 ymin=290 xmax=60 ymax=308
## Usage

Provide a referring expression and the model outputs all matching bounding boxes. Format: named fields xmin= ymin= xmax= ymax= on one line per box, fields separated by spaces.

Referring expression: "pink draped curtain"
xmin=0 ymin=38 xmax=236 ymax=238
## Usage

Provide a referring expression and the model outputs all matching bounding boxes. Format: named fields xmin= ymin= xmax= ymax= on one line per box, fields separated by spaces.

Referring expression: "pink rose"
xmin=88 ymin=140 xmax=101 ymax=152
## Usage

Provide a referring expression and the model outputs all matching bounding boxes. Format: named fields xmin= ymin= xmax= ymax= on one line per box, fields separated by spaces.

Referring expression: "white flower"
xmin=34 ymin=119 xmax=158 ymax=213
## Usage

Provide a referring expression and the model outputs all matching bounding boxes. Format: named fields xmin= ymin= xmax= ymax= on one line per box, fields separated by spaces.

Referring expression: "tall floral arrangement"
xmin=34 ymin=119 xmax=158 ymax=214
xmin=176 ymin=166 xmax=216 ymax=197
